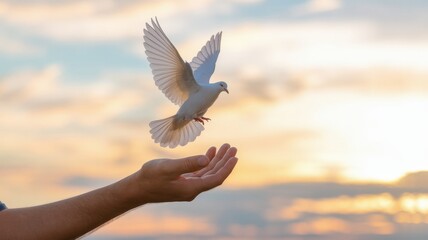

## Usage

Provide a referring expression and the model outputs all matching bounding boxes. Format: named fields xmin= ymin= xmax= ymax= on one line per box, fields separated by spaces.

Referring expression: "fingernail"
xmin=198 ymin=156 xmax=208 ymax=166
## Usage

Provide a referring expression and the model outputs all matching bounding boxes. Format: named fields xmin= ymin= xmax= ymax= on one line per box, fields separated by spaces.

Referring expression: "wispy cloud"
xmin=0 ymin=0 xmax=261 ymax=42
xmin=0 ymin=65 xmax=150 ymax=127
xmin=293 ymin=0 xmax=342 ymax=15
xmin=0 ymin=34 xmax=42 ymax=56
xmin=0 ymin=65 xmax=60 ymax=105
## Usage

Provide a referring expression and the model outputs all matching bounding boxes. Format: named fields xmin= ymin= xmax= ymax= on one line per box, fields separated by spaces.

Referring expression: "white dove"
xmin=143 ymin=18 xmax=228 ymax=148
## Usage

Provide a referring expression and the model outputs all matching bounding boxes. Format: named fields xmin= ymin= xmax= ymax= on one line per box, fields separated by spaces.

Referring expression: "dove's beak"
xmin=224 ymin=88 xmax=229 ymax=94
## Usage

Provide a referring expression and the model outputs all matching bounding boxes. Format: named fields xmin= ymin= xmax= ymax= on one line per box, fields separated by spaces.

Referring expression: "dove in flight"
xmin=143 ymin=18 xmax=228 ymax=148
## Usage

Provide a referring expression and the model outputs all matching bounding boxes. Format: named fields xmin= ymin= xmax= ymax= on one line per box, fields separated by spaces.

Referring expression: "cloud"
xmin=278 ymin=193 xmax=397 ymax=219
xmin=326 ymin=1 xmax=428 ymax=42
xmin=0 ymin=65 xmax=60 ymax=104
xmin=294 ymin=0 xmax=342 ymax=15
xmin=147 ymin=20 xmax=371 ymax=100
xmin=396 ymin=171 xmax=428 ymax=189
xmin=0 ymin=0 xmax=261 ymax=42
xmin=0 ymin=65 xmax=151 ymax=128
xmin=0 ymin=34 xmax=42 ymax=56
xmin=174 ymin=18 xmax=428 ymax=86
xmin=291 ymin=68 xmax=428 ymax=95
xmin=289 ymin=215 xmax=394 ymax=235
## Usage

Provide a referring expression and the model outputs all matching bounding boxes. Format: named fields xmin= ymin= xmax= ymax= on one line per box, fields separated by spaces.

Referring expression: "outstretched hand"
xmin=132 ymin=144 xmax=238 ymax=204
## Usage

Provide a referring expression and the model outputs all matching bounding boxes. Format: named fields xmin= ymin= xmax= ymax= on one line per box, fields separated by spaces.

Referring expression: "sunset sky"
xmin=1 ymin=0 xmax=428 ymax=239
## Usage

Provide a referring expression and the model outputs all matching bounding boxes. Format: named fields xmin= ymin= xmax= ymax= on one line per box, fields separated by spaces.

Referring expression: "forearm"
xmin=0 ymin=173 xmax=142 ymax=240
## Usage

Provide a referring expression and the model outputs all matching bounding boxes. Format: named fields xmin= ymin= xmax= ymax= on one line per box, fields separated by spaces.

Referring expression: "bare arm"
xmin=0 ymin=144 xmax=238 ymax=240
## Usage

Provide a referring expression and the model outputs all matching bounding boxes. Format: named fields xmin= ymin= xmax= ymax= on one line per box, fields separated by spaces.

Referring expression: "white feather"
xmin=149 ymin=116 xmax=204 ymax=148
xmin=143 ymin=18 xmax=199 ymax=106
xmin=190 ymin=32 xmax=222 ymax=84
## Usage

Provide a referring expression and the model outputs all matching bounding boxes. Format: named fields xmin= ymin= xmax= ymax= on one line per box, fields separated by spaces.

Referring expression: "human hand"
xmin=130 ymin=144 xmax=238 ymax=204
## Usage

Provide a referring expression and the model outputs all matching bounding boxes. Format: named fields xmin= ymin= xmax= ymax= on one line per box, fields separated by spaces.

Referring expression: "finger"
xmin=205 ymin=146 xmax=217 ymax=161
xmin=162 ymin=155 xmax=209 ymax=177
xmin=196 ymin=157 xmax=238 ymax=192
xmin=193 ymin=143 xmax=231 ymax=177
xmin=203 ymin=147 xmax=237 ymax=176
xmin=214 ymin=143 xmax=231 ymax=161
xmin=182 ymin=146 xmax=216 ymax=178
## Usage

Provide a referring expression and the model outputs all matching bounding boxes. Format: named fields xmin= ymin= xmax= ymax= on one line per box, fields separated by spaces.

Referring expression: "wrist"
xmin=115 ymin=171 xmax=150 ymax=208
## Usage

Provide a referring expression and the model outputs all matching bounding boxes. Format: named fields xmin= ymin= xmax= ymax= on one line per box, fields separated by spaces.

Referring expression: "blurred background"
xmin=1 ymin=0 xmax=428 ymax=239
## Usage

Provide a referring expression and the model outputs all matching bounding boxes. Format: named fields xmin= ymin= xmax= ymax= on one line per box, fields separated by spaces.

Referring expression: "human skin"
xmin=0 ymin=143 xmax=238 ymax=240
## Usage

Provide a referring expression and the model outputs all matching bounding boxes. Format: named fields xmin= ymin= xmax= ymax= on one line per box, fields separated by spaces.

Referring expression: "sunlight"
xmin=341 ymin=96 xmax=428 ymax=182
xmin=400 ymin=193 xmax=428 ymax=215
xmin=289 ymin=215 xmax=394 ymax=235
xmin=278 ymin=193 xmax=428 ymax=227
xmin=277 ymin=193 xmax=397 ymax=220
xmin=253 ymin=92 xmax=428 ymax=184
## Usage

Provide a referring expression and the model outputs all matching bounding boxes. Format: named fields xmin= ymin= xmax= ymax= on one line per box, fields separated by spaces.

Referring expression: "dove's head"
xmin=217 ymin=81 xmax=229 ymax=94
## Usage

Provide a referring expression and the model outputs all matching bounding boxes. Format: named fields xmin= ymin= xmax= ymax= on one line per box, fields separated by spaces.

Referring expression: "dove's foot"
xmin=194 ymin=117 xmax=211 ymax=125
xmin=194 ymin=117 xmax=205 ymax=125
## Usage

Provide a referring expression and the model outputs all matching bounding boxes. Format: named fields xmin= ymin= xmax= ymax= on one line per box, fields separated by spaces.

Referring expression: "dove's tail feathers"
xmin=149 ymin=116 xmax=205 ymax=148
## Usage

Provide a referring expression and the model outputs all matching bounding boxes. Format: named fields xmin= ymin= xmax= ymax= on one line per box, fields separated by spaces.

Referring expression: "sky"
xmin=1 ymin=0 xmax=428 ymax=239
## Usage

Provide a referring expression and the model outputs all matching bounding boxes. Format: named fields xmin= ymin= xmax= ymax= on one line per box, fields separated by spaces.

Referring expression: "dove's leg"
xmin=194 ymin=117 xmax=211 ymax=125
xmin=201 ymin=117 xmax=211 ymax=121
xmin=194 ymin=117 xmax=205 ymax=125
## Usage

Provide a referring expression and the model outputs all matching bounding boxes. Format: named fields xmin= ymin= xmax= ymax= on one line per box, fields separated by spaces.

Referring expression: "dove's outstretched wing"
xmin=143 ymin=18 xmax=199 ymax=106
xmin=190 ymin=32 xmax=222 ymax=84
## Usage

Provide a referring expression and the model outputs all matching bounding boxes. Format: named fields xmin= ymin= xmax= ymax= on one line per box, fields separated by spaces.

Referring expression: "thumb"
xmin=165 ymin=155 xmax=209 ymax=176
